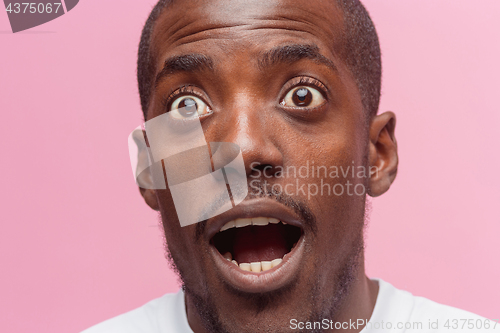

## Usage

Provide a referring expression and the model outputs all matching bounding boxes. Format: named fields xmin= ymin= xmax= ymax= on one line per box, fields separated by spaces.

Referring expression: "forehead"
xmin=150 ymin=0 xmax=346 ymax=70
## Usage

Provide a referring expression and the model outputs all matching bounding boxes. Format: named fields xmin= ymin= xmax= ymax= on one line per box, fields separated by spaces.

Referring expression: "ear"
xmin=131 ymin=129 xmax=161 ymax=211
xmin=367 ymin=111 xmax=398 ymax=197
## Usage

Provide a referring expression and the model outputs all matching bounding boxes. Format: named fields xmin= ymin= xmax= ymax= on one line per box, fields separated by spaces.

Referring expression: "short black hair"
xmin=137 ymin=0 xmax=381 ymax=121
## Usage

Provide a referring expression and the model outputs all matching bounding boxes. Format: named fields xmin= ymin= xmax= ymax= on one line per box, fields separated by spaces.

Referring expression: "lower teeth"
xmin=226 ymin=256 xmax=283 ymax=272
xmin=222 ymin=246 xmax=286 ymax=272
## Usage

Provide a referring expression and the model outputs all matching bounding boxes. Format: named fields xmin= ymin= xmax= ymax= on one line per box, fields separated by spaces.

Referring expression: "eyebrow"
xmin=155 ymin=53 xmax=214 ymax=88
xmin=259 ymin=44 xmax=338 ymax=73
xmin=155 ymin=44 xmax=337 ymax=88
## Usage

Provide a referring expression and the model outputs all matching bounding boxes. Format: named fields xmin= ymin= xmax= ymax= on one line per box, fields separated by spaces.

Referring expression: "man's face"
xmin=144 ymin=0 xmax=379 ymax=331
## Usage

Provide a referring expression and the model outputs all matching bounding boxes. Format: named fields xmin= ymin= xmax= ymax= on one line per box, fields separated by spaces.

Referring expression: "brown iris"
xmin=178 ymin=97 xmax=198 ymax=117
xmin=292 ymin=88 xmax=313 ymax=106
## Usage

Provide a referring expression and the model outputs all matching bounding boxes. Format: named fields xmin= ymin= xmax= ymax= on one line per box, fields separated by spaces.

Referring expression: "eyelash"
xmin=161 ymin=85 xmax=207 ymax=111
xmin=161 ymin=77 xmax=328 ymax=111
xmin=282 ymin=77 xmax=328 ymax=98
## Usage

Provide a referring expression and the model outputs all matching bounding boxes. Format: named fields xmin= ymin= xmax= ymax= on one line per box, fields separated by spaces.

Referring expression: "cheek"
xmin=156 ymin=190 xmax=195 ymax=259
xmin=286 ymin=124 xmax=367 ymax=252
xmin=156 ymin=189 xmax=216 ymax=287
xmin=280 ymin=125 xmax=367 ymax=199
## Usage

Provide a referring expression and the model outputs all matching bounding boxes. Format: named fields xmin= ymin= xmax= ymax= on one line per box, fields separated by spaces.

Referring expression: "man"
xmin=83 ymin=0 xmax=499 ymax=332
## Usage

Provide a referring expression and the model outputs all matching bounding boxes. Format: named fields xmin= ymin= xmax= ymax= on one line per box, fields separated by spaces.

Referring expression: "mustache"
xmin=195 ymin=182 xmax=317 ymax=239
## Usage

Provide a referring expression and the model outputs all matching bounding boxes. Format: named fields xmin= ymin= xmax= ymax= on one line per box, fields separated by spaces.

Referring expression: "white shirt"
xmin=360 ymin=279 xmax=499 ymax=333
xmin=82 ymin=279 xmax=499 ymax=332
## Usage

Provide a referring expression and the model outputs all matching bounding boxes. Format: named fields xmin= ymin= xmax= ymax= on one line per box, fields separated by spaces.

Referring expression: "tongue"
xmin=232 ymin=224 xmax=288 ymax=263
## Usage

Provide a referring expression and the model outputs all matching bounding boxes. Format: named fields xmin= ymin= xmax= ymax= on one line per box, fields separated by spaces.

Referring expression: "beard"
xmin=162 ymin=187 xmax=368 ymax=333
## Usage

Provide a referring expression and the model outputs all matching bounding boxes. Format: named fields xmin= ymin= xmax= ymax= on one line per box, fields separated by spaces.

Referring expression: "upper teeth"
xmin=219 ymin=217 xmax=282 ymax=232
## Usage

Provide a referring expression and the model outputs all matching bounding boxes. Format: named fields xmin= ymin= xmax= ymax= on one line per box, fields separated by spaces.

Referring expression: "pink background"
xmin=1 ymin=1 xmax=499 ymax=332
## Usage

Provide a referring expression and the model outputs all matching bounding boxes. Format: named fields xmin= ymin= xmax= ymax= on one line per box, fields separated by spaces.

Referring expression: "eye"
xmin=281 ymin=86 xmax=325 ymax=108
xmin=169 ymin=95 xmax=211 ymax=119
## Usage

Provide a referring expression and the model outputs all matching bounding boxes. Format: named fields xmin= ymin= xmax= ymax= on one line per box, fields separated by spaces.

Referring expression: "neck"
xmin=326 ymin=266 xmax=379 ymax=332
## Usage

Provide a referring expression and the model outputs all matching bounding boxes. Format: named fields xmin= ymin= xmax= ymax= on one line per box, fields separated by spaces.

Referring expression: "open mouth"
xmin=211 ymin=217 xmax=303 ymax=273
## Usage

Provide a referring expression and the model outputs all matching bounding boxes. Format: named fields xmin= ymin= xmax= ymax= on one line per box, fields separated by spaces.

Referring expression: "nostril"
xmin=250 ymin=163 xmax=280 ymax=178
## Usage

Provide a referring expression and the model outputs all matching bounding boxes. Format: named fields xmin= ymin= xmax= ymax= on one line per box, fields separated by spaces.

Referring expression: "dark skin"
xmin=139 ymin=0 xmax=398 ymax=332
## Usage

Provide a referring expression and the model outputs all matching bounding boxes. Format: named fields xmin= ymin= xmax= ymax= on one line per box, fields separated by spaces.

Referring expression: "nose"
xmin=213 ymin=96 xmax=284 ymax=179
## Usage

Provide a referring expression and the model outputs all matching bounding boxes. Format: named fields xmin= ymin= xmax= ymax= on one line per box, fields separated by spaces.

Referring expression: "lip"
xmin=206 ymin=198 xmax=306 ymax=293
